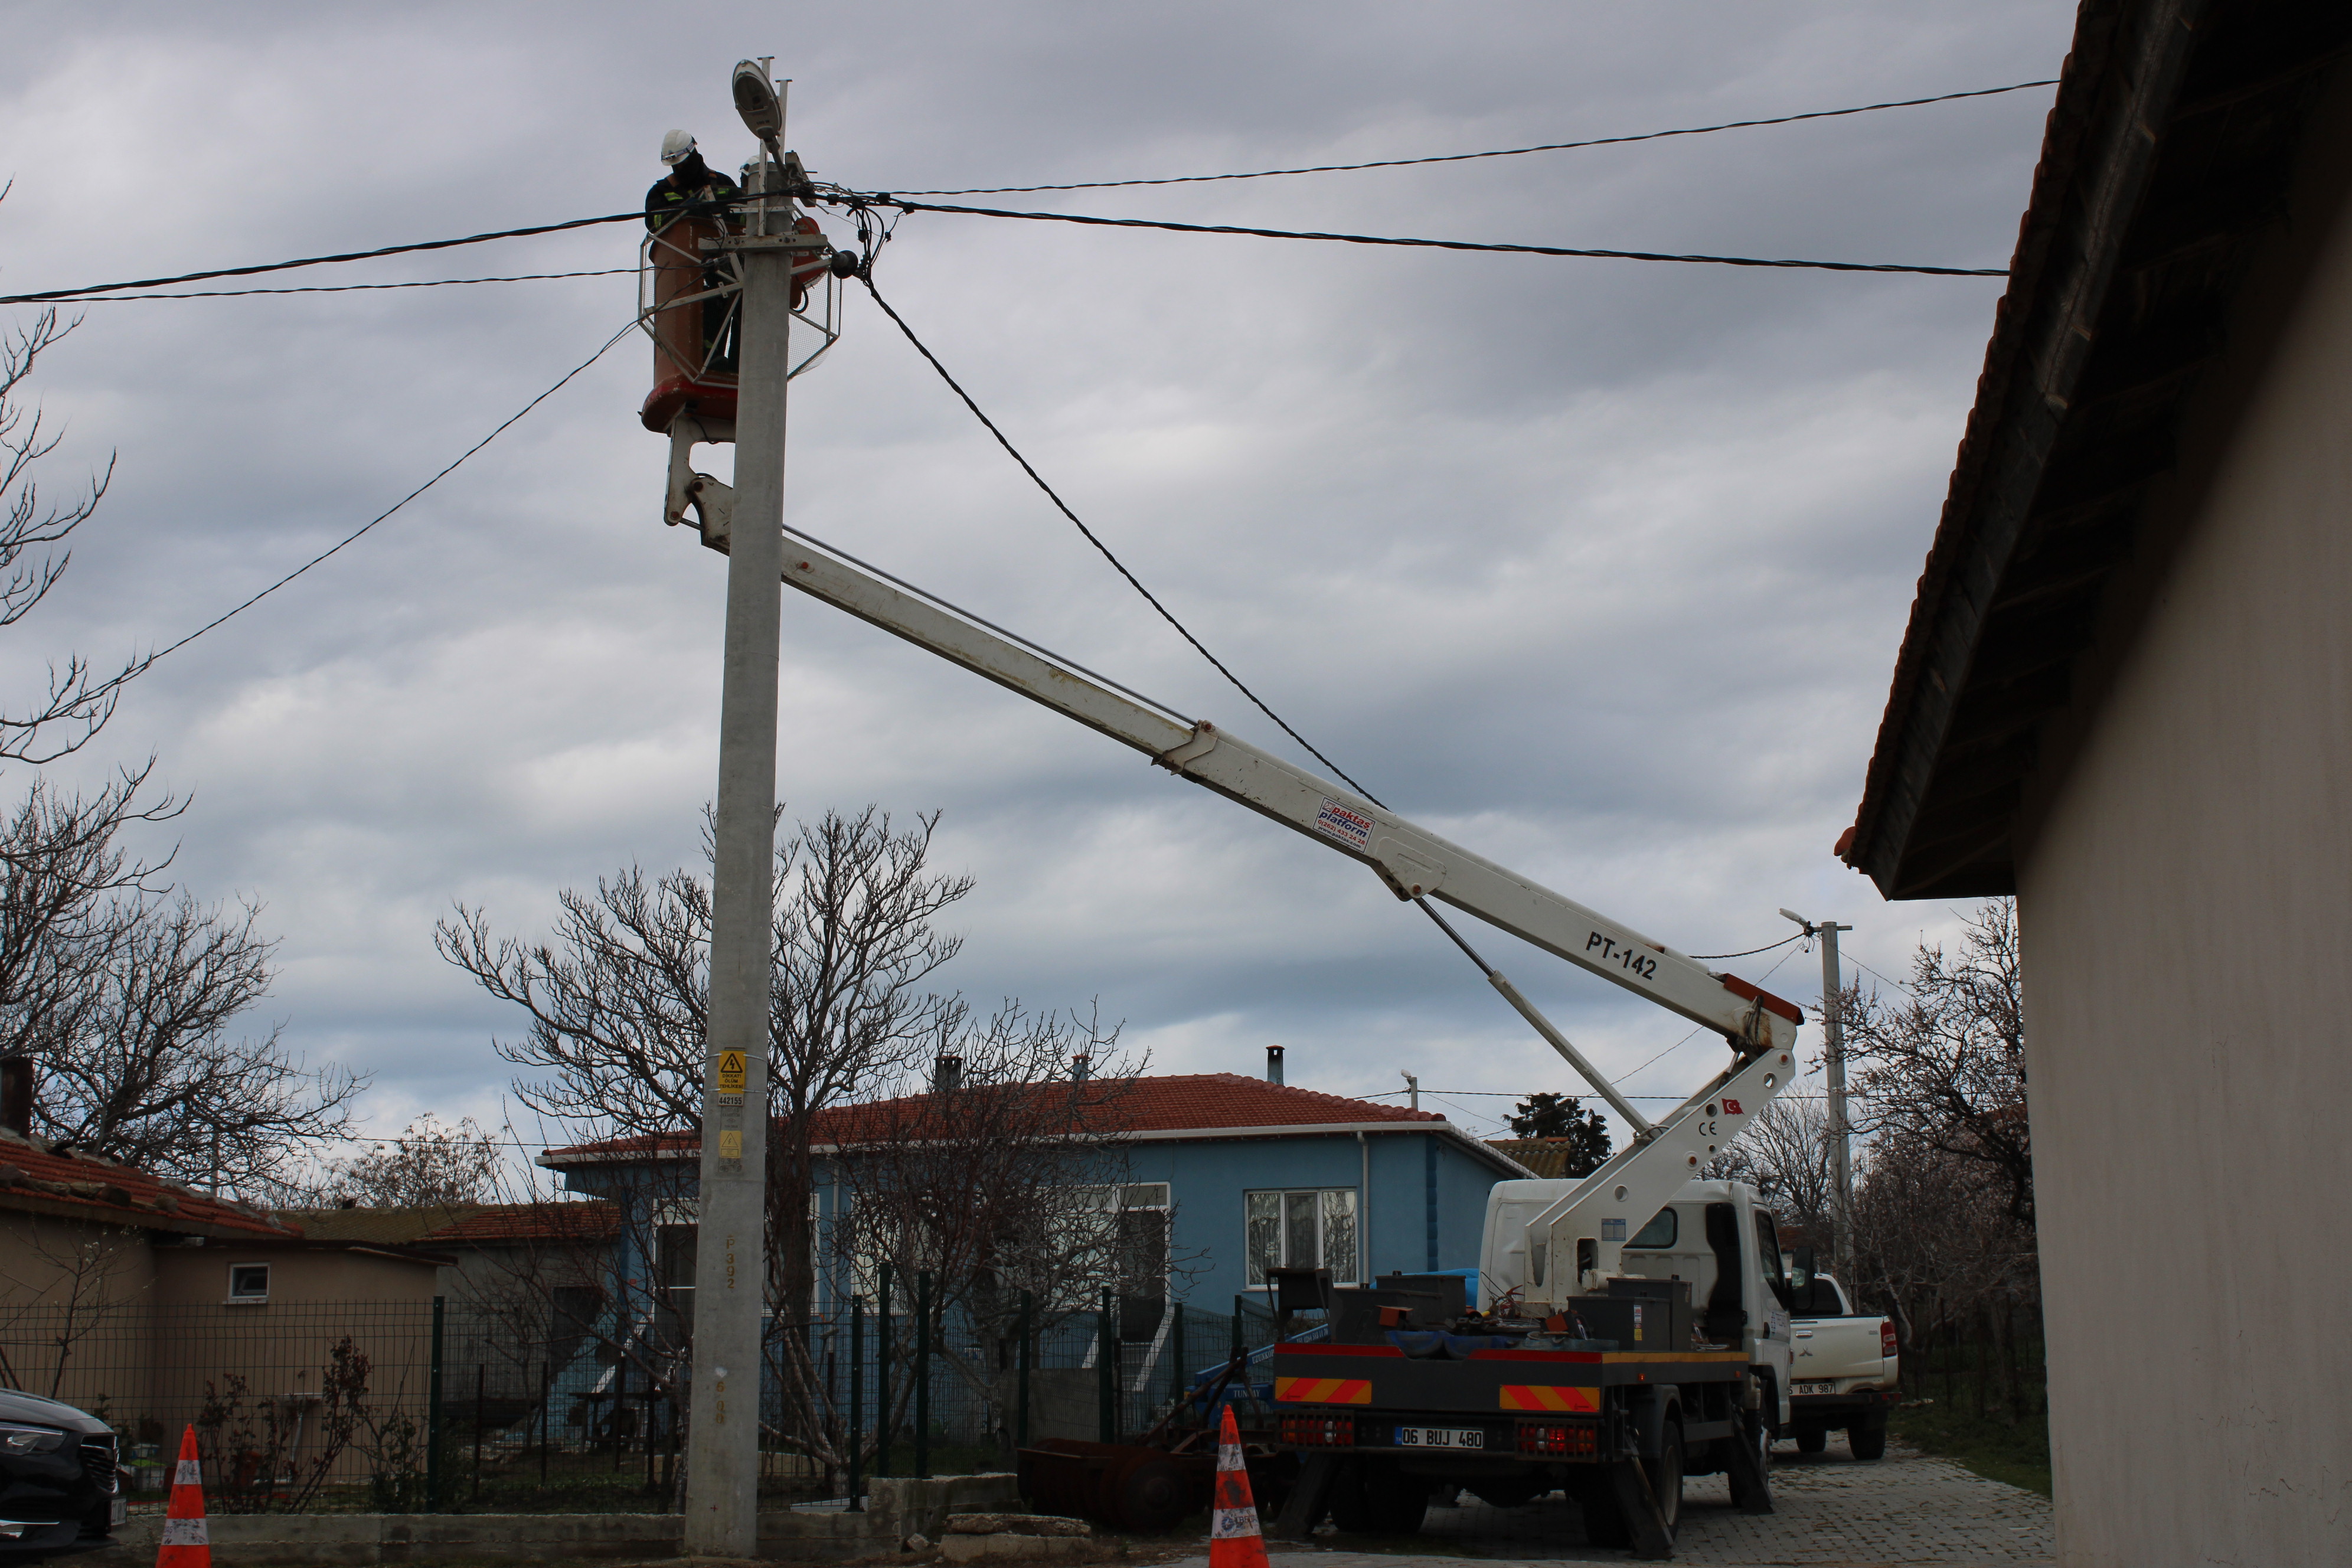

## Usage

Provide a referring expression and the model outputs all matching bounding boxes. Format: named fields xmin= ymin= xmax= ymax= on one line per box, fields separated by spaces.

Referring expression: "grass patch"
xmin=1889 ymin=1397 xmax=2051 ymax=1498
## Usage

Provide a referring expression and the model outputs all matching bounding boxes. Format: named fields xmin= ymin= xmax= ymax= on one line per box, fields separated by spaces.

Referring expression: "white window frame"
xmin=226 ymin=1262 xmax=270 ymax=1305
xmin=1244 ymin=1187 xmax=1360 ymax=1286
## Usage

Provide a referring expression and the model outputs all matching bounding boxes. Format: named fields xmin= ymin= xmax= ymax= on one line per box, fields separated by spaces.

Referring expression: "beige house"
xmin=1840 ymin=3 xmax=2352 ymax=1563
xmin=1 ymin=1119 xmax=443 ymax=1463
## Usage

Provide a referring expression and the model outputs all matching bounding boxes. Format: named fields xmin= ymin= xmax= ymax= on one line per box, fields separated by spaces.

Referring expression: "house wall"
xmin=559 ymin=1131 xmax=1510 ymax=1317
xmin=137 ymin=1247 xmax=445 ymax=1447
xmin=1139 ymin=1131 xmax=1506 ymax=1307
xmin=0 ymin=1208 xmax=159 ymax=1311
xmin=2010 ymin=78 xmax=2352 ymax=1568
xmin=0 ymin=1210 xmax=160 ymax=1416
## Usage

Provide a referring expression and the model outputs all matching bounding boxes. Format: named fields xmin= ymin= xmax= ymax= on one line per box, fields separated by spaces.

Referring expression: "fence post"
xmin=913 ymin=1272 xmax=932 ymax=1479
xmin=613 ymin=1357 xmax=628 ymax=1472
xmin=1170 ymin=1306 xmax=1186 ymax=1416
xmin=1231 ymin=1296 xmax=1244 ymax=1360
xmin=540 ymin=1361 xmax=551 ymax=1489
xmin=1096 ymin=1289 xmax=1115 ymax=1443
xmin=473 ymin=1364 xmax=486 ymax=1502
xmin=877 ymin=1266 xmax=893 ymax=1478
xmin=1015 ymin=1291 xmax=1032 ymax=1452
xmin=847 ymin=1295 xmax=864 ymax=1511
xmin=425 ymin=1296 xmax=445 ymax=1512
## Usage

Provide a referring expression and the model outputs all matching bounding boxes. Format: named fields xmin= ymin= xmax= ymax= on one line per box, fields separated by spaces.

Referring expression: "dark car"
xmin=0 ymin=1390 xmax=121 ymax=1560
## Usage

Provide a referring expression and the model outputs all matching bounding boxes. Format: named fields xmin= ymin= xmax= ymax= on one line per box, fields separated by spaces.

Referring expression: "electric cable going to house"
xmin=142 ymin=319 xmax=636 ymax=668
xmin=60 ymin=269 xmax=635 ymax=303
xmin=896 ymin=78 xmax=2060 ymax=195
xmin=858 ymin=273 xmax=1388 ymax=803
xmin=871 ymin=199 xmax=2008 ymax=277
xmin=856 ymin=270 xmax=1821 ymax=1025
xmin=857 ymin=271 xmax=1654 ymax=1019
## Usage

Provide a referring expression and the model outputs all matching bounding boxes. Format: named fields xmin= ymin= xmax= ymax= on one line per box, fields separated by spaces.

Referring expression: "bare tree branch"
xmin=0 ymin=302 xmax=153 ymax=763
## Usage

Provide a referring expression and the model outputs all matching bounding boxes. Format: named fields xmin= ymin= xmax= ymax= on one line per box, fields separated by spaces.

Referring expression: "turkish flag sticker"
xmin=1721 ymin=1099 xmax=1743 ymax=1115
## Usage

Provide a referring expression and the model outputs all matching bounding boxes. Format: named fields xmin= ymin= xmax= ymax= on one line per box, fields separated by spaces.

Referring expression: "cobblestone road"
xmin=1161 ymin=1443 xmax=2053 ymax=1567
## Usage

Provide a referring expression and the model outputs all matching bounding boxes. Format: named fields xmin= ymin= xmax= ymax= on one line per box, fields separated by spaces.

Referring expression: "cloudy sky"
xmin=0 ymin=1 xmax=2072 ymax=1161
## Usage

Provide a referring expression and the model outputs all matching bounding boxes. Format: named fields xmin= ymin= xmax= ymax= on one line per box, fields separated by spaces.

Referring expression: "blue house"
xmin=540 ymin=1061 xmax=1529 ymax=1316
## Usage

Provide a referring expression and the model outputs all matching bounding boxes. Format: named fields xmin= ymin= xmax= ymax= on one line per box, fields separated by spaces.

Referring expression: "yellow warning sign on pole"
xmin=717 ymin=1050 xmax=746 ymax=1095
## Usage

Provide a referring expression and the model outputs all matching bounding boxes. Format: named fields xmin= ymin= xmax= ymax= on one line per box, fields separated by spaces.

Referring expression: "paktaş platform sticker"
xmin=1314 ymin=797 xmax=1374 ymax=850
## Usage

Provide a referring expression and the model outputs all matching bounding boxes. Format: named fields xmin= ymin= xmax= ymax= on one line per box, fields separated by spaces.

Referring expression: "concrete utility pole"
xmin=1782 ymin=908 xmax=1854 ymax=1284
xmin=684 ymin=87 xmax=795 ymax=1558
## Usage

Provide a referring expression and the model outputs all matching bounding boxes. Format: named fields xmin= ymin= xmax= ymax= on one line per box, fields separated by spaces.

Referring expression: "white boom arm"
xmin=681 ymin=494 xmax=1803 ymax=1066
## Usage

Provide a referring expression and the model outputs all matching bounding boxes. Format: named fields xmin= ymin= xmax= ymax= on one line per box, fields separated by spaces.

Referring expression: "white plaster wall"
xmin=2014 ymin=126 xmax=2352 ymax=1566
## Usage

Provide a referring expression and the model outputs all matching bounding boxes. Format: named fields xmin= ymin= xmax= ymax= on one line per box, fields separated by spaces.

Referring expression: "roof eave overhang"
xmin=540 ymin=1119 xmax=1531 ymax=1178
xmin=0 ymin=1187 xmax=293 ymax=1242
xmin=1846 ymin=0 xmax=2352 ymax=901
xmin=1848 ymin=0 xmax=2206 ymax=900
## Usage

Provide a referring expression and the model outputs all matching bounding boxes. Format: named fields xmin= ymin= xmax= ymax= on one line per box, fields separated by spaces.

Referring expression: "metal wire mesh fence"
xmin=0 ymin=1287 xmax=1305 ymax=1513
xmin=0 ymin=1299 xmax=720 ymax=1514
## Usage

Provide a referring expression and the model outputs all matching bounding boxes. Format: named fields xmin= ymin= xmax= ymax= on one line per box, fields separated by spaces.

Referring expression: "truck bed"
xmin=1273 ymin=1341 xmax=1747 ymax=1413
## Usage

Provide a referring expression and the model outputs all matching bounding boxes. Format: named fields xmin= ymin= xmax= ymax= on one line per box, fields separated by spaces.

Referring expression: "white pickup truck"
xmin=1783 ymin=1265 xmax=1897 ymax=1459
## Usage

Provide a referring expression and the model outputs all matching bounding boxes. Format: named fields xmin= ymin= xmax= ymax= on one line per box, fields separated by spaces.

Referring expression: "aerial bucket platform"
xmin=636 ymin=146 xmax=846 ymax=528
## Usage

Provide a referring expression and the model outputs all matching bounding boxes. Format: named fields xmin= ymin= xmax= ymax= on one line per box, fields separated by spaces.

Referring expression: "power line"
xmin=1848 ymin=956 xmax=1917 ymax=999
xmin=875 ymin=199 xmax=2009 ymax=277
xmin=142 ymin=319 xmax=636 ymax=668
xmin=858 ymin=274 xmax=1386 ymax=801
xmin=1691 ymin=932 xmax=1805 ymax=960
xmin=0 ymin=210 xmax=649 ymax=306
xmin=1620 ymin=942 xmax=1805 ymax=1082
xmin=58 ymin=269 xmax=635 ymax=303
xmin=1366 ymin=1088 xmax=1850 ymax=1102
xmin=896 ymin=79 xmax=2060 ymax=196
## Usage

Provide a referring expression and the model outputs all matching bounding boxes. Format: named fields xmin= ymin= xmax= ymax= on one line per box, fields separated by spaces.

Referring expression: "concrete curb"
xmin=96 ymin=1475 xmax=1023 ymax=1564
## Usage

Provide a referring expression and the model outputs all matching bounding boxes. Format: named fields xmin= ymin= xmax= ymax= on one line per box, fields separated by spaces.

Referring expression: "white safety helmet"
xmin=660 ymin=130 xmax=696 ymax=167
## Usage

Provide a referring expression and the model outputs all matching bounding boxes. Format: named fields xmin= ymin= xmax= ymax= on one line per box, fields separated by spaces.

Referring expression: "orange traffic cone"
xmin=1208 ymin=1404 xmax=1270 ymax=1568
xmin=156 ymin=1425 xmax=209 ymax=1568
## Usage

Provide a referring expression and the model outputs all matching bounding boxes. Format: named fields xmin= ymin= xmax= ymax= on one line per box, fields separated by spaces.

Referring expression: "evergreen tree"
xmin=1506 ymin=1091 xmax=1613 ymax=1176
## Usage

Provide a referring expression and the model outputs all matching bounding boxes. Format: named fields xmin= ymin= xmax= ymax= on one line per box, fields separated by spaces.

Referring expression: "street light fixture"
xmin=732 ymin=58 xmax=782 ymax=152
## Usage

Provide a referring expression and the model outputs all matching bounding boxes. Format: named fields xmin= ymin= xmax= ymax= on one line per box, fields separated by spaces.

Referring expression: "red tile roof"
xmin=0 ymin=1131 xmax=296 ymax=1239
xmin=543 ymin=1072 xmax=1442 ymax=1164
xmin=276 ymin=1201 xmax=624 ymax=1247
xmin=416 ymin=1201 xmax=622 ymax=1245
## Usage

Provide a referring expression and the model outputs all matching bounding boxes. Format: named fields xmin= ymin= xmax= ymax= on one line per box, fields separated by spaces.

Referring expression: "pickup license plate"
xmin=1794 ymin=1381 xmax=1839 ymax=1396
xmin=1394 ymin=1426 xmax=1484 ymax=1449
xmin=110 ymin=1497 xmax=127 ymax=1527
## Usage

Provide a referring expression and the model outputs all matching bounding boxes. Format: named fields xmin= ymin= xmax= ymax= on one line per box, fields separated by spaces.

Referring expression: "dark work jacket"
xmin=645 ymin=164 xmax=742 ymax=232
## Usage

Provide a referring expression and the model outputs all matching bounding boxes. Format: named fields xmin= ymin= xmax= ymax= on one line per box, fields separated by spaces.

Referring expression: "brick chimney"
xmin=0 ymin=1056 xmax=32 ymax=1137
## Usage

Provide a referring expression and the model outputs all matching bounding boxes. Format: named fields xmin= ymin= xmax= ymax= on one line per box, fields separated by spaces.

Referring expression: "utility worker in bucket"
xmin=646 ymin=131 xmax=743 ymax=373
xmin=645 ymin=130 xmax=741 ymax=231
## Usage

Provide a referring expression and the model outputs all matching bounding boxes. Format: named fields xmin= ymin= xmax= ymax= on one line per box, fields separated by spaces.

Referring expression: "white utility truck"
xmin=1785 ymin=1270 xmax=1899 ymax=1459
xmin=655 ymin=215 xmax=1817 ymax=1557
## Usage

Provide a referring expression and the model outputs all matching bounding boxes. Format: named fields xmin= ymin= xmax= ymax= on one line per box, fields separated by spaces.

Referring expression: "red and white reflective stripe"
xmin=1211 ymin=1508 xmax=1261 ymax=1540
xmin=162 ymin=1520 xmax=210 ymax=1546
xmin=175 ymin=1461 xmax=202 ymax=1487
xmin=1217 ymin=1439 xmax=1246 ymax=1472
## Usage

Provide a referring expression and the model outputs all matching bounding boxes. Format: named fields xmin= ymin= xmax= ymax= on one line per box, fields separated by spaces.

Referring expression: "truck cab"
xmin=1479 ymin=1178 xmax=1795 ymax=1432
